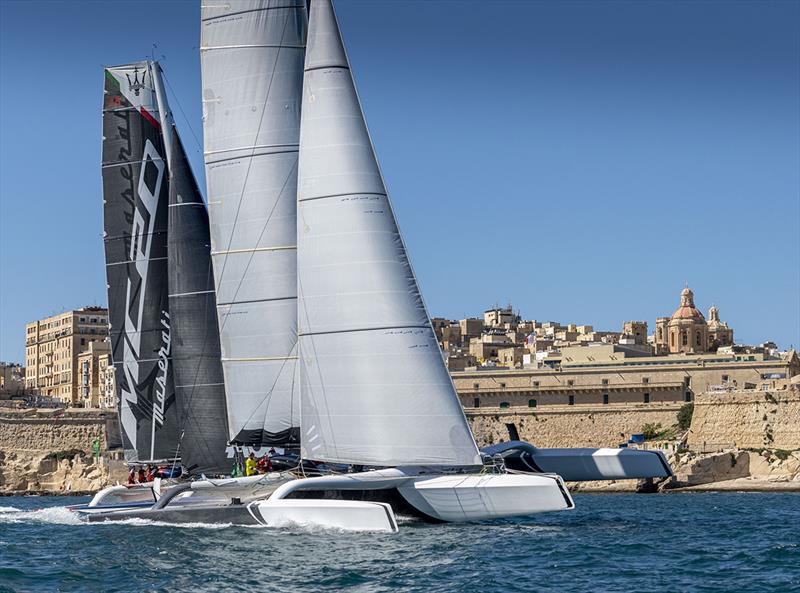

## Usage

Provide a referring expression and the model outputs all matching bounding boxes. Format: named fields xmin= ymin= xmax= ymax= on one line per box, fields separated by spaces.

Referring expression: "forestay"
xmin=201 ymin=1 xmax=307 ymax=445
xmin=102 ymin=62 xmax=180 ymax=461
xmin=296 ymin=0 xmax=481 ymax=467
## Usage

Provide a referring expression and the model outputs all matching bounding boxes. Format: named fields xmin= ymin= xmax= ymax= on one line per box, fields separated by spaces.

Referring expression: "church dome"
xmin=671 ymin=286 xmax=705 ymax=322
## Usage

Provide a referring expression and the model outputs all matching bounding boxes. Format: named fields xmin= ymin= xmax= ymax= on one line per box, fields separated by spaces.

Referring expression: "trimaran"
xmin=77 ymin=0 xmax=671 ymax=532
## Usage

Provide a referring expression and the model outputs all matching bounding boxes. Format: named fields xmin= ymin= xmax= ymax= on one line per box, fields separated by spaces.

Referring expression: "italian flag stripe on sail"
xmin=140 ymin=107 xmax=161 ymax=130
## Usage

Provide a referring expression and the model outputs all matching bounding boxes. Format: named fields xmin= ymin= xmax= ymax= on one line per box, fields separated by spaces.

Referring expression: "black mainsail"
xmin=103 ymin=61 xmax=229 ymax=471
xmin=102 ymin=62 xmax=179 ymax=461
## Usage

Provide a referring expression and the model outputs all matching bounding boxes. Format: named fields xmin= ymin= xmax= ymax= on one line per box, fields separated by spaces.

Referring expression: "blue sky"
xmin=1 ymin=0 xmax=798 ymax=363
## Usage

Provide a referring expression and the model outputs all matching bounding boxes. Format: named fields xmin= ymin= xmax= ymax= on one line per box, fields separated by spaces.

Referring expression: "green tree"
xmin=677 ymin=403 xmax=694 ymax=431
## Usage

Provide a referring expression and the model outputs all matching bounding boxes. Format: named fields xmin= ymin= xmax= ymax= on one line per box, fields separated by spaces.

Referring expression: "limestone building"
xmin=25 ymin=307 xmax=109 ymax=404
xmin=654 ymin=287 xmax=733 ymax=354
xmin=707 ymin=304 xmax=734 ymax=350
xmin=77 ymin=340 xmax=111 ymax=408
xmin=0 ymin=363 xmax=25 ymax=396
xmin=98 ymin=353 xmax=116 ymax=410
xmin=452 ymin=348 xmax=799 ymax=411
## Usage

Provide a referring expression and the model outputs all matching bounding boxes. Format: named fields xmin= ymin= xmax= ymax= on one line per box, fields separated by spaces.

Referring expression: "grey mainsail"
xmin=296 ymin=0 xmax=481 ymax=466
xmin=201 ymin=1 xmax=307 ymax=446
xmin=102 ymin=62 xmax=179 ymax=462
xmin=152 ymin=65 xmax=231 ymax=475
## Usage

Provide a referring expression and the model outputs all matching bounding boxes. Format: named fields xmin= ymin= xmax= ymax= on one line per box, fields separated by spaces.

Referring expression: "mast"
xmin=200 ymin=1 xmax=307 ymax=446
xmin=296 ymin=0 xmax=481 ymax=467
xmin=101 ymin=62 xmax=180 ymax=462
xmin=152 ymin=64 xmax=231 ymax=475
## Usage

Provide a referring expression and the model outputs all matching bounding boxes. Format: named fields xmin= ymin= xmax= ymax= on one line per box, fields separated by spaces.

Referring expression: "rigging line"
xmin=225 ymin=159 xmax=300 ymax=433
xmin=230 ymin=162 xmax=301 ymax=435
xmin=211 ymin=9 xmax=292 ymax=312
xmin=160 ymin=69 xmax=203 ymax=155
xmin=296 ymin=271 xmax=339 ymax=459
xmin=176 ymin=136 xmax=298 ymax=454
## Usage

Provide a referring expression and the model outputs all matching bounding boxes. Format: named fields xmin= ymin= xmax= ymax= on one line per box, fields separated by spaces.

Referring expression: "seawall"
xmin=466 ymin=403 xmax=682 ymax=448
xmin=0 ymin=408 xmax=124 ymax=494
xmin=687 ymin=390 xmax=800 ymax=450
xmin=0 ymin=408 xmax=118 ymax=454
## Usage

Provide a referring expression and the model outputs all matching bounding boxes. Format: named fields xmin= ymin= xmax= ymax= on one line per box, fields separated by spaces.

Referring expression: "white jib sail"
xmin=200 ymin=0 xmax=307 ymax=445
xmin=297 ymin=0 xmax=481 ymax=467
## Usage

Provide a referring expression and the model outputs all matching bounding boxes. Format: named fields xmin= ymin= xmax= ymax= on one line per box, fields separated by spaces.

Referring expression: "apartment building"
xmin=25 ymin=307 xmax=109 ymax=404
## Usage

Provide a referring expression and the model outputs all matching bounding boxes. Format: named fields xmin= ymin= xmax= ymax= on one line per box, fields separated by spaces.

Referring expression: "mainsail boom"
xmin=296 ymin=0 xmax=482 ymax=467
xmin=201 ymin=0 xmax=308 ymax=446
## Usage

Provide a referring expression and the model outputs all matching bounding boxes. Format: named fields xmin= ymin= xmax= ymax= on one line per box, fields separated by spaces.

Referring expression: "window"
xmin=657 ymin=327 xmax=663 ymax=340
xmin=722 ymin=374 xmax=729 ymax=383
xmin=499 ymin=382 xmax=506 ymax=389
xmin=685 ymin=391 xmax=692 ymax=402
xmin=528 ymin=399 xmax=537 ymax=408
xmin=532 ymin=381 xmax=540 ymax=388
xmin=696 ymin=332 xmax=701 ymax=346
xmin=567 ymin=380 xmax=574 ymax=386
xmin=473 ymin=383 xmax=479 ymax=390
xmin=644 ymin=393 xmax=650 ymax=404
xmin=671 ymin=333 xmax=675 ymax=347
xmin=499 ymin=402 xmax=510 ymax=409
xmin=643 ymin=377 xmax=649 ymax=384
xmin=601 ymin=378 xmax=608 ymax=385
xmin=603 ymin=394 xmax=609 ymax=405
xmin=473 ymin=397 xmax=480 ymax=408
xmin=682 ymin=332 xmax=688 ymax=346
xmin=568 ymin=395 xmax=575 ymax=406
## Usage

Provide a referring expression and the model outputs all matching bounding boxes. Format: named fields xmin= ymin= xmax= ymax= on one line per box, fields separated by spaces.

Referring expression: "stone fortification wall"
xmin=0 ymin=409 xmax=115 ymax=454
xmin=466 ymin=404 xmax=682 ymax=448
xmin=688 ymin=390 xmax=800 ymax=450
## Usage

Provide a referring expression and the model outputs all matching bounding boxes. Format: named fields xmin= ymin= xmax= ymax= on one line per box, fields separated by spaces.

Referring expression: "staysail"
xmin=296 ymin=0 xmax=482 ymax=466
xmin=102 ymin=62 xmax=179 ymax=461
xmin=151 ymin=65 xmax=231 ymax=475
xmin=201 ymin=1 xmax=307 ymax=446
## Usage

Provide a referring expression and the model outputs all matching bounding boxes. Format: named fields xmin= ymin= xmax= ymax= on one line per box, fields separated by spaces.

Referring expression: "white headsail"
xmin=200 ymin=0 xmax=307 ymax=446
xmin=297 ymin=0 xmax=482 ymax=467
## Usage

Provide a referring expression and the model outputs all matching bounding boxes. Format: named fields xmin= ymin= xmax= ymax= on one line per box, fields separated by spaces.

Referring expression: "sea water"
xmin=0 ymin=492 xmax=797 ymax=593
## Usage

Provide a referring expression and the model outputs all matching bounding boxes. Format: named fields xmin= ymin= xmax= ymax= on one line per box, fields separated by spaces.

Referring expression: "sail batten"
xmin=296 ymin=0 xmax=481 ymax=467
xmin=201 ymin=0 xmax=307 ymax=446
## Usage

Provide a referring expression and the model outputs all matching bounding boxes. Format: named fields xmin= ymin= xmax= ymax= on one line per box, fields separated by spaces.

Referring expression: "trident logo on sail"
xmin=126 ymin=66 xmax=146 ymax=97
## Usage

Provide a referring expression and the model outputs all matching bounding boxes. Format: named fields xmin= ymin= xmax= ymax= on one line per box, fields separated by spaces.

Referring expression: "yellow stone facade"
xmin=25 ymin=307 xmax=109 ymax=405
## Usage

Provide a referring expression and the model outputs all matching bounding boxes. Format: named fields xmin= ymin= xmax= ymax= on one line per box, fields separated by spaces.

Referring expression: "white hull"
xmin=248 ymin=499 xmax=398 ymax=533
xmin=397 ymin=473 xmax=574 ymax=522
xmin=266 ymin=468 xmax=573 ymax=523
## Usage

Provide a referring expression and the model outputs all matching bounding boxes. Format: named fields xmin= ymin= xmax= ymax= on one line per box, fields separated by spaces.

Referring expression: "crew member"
xmin=245 ymin=452 xmax=258 ymax=476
